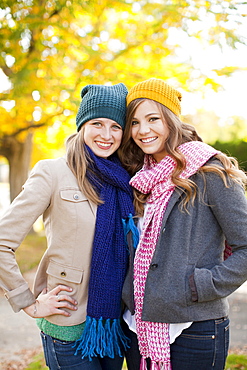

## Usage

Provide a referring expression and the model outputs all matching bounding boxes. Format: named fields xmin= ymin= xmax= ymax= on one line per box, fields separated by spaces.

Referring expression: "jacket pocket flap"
xmin=47 ymin=260 xmax=83 ymax=284
xmin=60 ymin=189 xmax=87 ymax=203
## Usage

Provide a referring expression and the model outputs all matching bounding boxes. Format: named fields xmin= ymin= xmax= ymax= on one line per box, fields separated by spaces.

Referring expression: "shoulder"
xmin=27 ymin=157 xmax=74 ymax=188
xmin=31 ymin=157 xmax=71 ymax=176
xmin=195 ymin=158 xmax=245 ymax=203
xmin=33 ymin=157 xmax=67 ymax=170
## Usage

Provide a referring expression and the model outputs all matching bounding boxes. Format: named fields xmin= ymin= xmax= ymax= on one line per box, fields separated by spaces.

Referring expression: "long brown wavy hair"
xmin=118 ymin=99 xmax=247 ymax=216
xmin=66 ymin=128 xmax=103 ymax=205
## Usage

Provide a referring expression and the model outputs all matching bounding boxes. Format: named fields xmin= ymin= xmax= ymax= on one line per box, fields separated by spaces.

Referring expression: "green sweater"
xmin=36 ymin=318 xmax=85 ymax=341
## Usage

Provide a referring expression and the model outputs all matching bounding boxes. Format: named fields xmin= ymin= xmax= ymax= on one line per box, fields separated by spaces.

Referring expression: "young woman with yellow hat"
xmin=119 ymin=78 xmax=247 ymax=370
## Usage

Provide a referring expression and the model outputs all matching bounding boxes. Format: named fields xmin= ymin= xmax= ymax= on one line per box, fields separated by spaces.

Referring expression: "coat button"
xmin=73 ymin=194 xmax=79 ymax=200
xmin=61 ymin=271 xmax=66 ymax=277
xmin=150 ymin=263 xmax=158 ymax=270
xmin=162 ymin=227 xmax=166 ymax=233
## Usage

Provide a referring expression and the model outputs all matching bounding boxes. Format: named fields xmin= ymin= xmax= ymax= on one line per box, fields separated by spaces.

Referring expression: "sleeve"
xmin=0 ymin=160 xmax=53 ymax=312
xmin=193 ymin=172 xmax=247 ymax=302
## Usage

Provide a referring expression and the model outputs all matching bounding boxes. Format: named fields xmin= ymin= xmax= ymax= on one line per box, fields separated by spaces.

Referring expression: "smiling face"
xmin=131 ymin=99 xmax=169 ymax=162
xmin=83 ymin=118 xmax=123 ymax=158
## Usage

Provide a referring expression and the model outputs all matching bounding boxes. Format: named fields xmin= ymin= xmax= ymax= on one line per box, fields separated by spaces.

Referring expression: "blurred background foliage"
xmin=0 ymin=0 xmax=246 ymax=201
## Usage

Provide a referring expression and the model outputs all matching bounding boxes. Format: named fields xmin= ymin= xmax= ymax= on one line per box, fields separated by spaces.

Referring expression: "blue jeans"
xmin=171 ymin=317 xmax=230 ymax=370
xmin=40 ymin=332 xmax=124 ymax=370
xmin=123 ymin=317 xmax=230 ymax=370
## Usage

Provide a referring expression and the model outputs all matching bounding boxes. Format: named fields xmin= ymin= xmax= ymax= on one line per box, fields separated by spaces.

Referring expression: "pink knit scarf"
xmin=130 ymin=141 xmax=219 ymax=370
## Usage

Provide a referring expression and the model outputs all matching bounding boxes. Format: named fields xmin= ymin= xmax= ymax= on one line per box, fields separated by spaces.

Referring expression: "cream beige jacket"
xmin=0 ymin=157 xmax=97 ymax=326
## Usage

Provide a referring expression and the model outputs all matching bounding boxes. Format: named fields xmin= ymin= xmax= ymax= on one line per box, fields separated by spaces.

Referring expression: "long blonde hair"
xmin=118 ymin=99 xmax=247 ymax=216
xmin=66 ymin=128 xmax=103 ymax=205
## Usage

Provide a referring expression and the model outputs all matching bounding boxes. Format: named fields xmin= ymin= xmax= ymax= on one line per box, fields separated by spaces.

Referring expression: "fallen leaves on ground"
xmin=0 ymin=347 xmax=44 ymax=370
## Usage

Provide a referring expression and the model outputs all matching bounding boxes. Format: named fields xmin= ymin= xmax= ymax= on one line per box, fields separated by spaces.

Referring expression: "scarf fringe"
xmin=122 ymin=213 xmax=139 ymax=250
xmin=151 ymin=361 xmax=160 ymax=370
xmin=73 ymin=316 xmax=130 ymax=360
xmin=140 ymin=358 xmax=171 ymax=370
xmin=140 ymin=357 xmax=148 ymax=370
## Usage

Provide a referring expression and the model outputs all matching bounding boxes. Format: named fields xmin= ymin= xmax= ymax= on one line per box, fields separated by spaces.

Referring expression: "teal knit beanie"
xmin=76 ymin=83 xmax=128 ymax=131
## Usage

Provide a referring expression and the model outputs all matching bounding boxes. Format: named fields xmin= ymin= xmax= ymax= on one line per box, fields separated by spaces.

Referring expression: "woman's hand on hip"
xmin=23 ymin=285 xmax=78 ymax=318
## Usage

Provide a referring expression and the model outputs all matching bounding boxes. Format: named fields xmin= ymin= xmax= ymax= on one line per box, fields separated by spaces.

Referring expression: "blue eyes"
xmin=91 ymin=122 xmax=121 ymax=130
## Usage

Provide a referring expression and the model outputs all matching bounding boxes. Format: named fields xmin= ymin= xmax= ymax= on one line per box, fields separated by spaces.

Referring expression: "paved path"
xmin=0 ymin=269 xmax=42 ymax=369
xmin=228 ymin=282 xmax=247 ymax=348
xmin=0 ymin=275 xmax=247 ymax=368
xmin=0 ymin=296 xmax=42 ymax=363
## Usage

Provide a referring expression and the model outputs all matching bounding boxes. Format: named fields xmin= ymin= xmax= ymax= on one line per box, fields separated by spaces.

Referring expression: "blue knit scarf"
xmin=74 ymin=145 xmax=138 ymax=360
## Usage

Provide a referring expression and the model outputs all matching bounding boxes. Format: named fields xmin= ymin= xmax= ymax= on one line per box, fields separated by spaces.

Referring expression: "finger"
xmin=37 ymin=288 xmax=48 ymax=297
xmin=56 ymin=296 xmax=78 ymax=311
xmin=57 ymin=295 xmax=78 ymax=306
xmin=57 ymin=301 xmax=78 ymax=311
xmin=53 ymin=308 xmax=72 ymax=317
xmin=51 ymin=285 xmax=73 ymax=295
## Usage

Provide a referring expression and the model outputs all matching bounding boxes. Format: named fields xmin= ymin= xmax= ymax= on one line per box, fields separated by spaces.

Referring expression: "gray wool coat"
xmin=123 ymin=161 xmax=247 ymax=323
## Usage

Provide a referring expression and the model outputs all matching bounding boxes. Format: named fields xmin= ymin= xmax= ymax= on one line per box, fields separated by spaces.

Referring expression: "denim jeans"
xmin=171 ymin=317 xmax=230 ymax=370
xmin=40 ymin=332 xmax=124 ymax=370
xmin=123 ymin=317 xmax=230 ymax=370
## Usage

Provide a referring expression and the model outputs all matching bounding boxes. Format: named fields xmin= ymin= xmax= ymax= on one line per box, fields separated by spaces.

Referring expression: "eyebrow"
xmin=133 ymin=112 xmax=160 ymax=119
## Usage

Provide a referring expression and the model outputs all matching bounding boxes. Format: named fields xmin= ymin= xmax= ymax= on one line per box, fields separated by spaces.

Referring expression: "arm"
xmin=193 ymin=172 xmax=247 ymax=302
xmin=0 ymin=161 xmax=77 ymax=315
xmin=0 ymin=161 xmax=52 ymax=310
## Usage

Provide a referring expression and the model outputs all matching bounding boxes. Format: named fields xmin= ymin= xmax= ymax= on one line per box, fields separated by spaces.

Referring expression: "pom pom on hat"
xmin=127 ymin=78 xmax=182 ymax=116
xmin=76 ymin=83 xmax=128 ymax=131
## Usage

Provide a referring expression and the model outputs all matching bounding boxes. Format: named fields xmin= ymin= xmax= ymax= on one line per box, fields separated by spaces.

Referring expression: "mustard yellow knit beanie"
xmin=127 ymin=78 xmax=182 ymax=116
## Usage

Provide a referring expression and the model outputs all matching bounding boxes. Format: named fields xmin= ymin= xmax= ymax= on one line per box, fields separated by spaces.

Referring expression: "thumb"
xmin=41 ymin=287 xmax=48 ymax=294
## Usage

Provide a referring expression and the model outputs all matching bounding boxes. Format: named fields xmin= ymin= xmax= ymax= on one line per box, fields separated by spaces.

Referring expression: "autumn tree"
xmin=0 ymin=0 xmax=246 ymax=200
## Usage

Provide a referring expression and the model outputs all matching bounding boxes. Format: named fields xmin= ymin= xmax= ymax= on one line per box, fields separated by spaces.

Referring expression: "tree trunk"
xmin=1 ymin=133 xmax=33 ymax=202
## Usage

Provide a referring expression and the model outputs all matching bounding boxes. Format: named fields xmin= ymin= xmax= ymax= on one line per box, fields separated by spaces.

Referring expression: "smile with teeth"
xmin=141 ymin=137 xmax=157 ymax=143
xmin=95 ymin=141 xmax=112 ymax=148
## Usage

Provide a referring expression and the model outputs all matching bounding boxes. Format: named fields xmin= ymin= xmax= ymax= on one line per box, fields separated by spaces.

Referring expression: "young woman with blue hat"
xmin=0 ymin=83 xmax=138 ymax=370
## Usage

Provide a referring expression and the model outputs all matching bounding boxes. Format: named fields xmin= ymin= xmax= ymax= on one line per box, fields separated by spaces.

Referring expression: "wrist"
xmin=33 ymin=300 xmax=38 ymax=317
xmin=23 ymin=299 xmax=39 ymax=318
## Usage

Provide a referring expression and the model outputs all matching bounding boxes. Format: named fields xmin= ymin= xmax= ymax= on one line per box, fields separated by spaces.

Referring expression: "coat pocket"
xmin=46 ymin=260 xmax=84 ymax=292
xmin=60 ymin=188 xmax=88 ymax=203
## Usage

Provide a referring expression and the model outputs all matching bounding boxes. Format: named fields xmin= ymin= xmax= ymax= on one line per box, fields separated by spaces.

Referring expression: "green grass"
xmin=225 ymin=353 xmax=247 ymax=369
xmin=25 ymin=352 xmax=48 ymax=369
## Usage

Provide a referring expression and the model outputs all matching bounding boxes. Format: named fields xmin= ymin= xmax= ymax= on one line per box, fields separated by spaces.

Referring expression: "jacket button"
xmin=74 ymin=194 xmax=79 ymax=200
xmin=162 ymin=227 xmax=166 ymax=233
xmin=61 ymin=271 xmax=66 ymax=277
xmin=150 ymin=263 xmax=158 ymax=270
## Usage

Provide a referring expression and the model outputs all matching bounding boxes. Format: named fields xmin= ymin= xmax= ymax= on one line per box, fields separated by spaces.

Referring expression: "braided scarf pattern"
xmin=130 ymin=141 xmax=219 ymax=369
xmin=74 ymin=145 xmax=136 ymax=360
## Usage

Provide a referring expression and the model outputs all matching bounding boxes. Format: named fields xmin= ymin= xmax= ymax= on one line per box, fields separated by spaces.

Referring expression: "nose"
xmin=138 ymin=121 xmax=151 ymax=135
xmin=100 ymin=126 xmax=112 ymax=140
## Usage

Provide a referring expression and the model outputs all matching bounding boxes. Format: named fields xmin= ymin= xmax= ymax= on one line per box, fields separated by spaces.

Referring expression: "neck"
xmin=152 ymin=152 xmax=168 ymax=163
